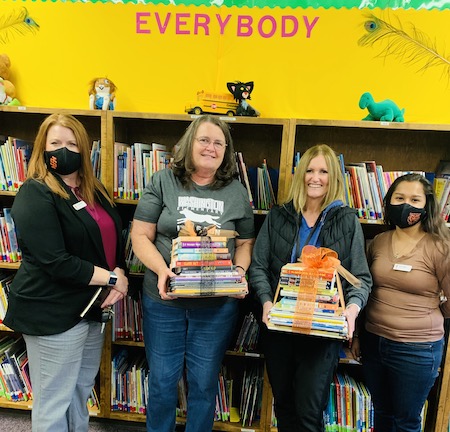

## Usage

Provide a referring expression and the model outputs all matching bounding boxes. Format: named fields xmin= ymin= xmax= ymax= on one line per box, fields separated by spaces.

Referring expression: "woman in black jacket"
xmin=249 ymin=144 xmax=372 ymax=432
xmin=4 ymin=113 xmax=128 ymax=432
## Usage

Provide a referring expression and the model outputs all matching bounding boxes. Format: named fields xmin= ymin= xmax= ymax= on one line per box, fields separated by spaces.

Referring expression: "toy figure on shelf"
xmin=0 ymin=78 xmax=20 ymax=106
xmin=0 ymin=54 xmax=20 ymax=106
xmin=88 ymin=77 xmax=117 ymax=110
xmin=359 ymin=92 xmax=405 ymax=122
xmin=227 ymin=81 xmax=259 ymax=117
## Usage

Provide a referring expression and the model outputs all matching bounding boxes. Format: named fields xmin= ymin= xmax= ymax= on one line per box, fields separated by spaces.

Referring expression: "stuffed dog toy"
xmin=89 ymin=77 xmax=117 ymax=110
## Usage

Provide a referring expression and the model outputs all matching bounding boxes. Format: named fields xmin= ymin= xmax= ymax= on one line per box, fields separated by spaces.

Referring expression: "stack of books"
xmin=168 ymin=236 xmax=247 ymax=297
xmin=268 ymin=263 xmax=348 ymax=340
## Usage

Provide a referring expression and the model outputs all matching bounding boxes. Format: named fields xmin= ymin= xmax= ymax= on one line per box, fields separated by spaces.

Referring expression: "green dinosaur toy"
xmin=359 ymin=92 xmax=405 ymax=122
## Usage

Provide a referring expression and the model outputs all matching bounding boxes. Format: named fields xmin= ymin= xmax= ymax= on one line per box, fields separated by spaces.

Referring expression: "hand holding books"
xmin=268 ymin=246 xmax=361 ymax=340
xmin=167 ymin=221 xmax=247 ymax=298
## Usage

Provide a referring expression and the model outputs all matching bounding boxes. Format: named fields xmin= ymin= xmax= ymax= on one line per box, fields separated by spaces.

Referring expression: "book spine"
xmin=174 ymin=259 xmax=233 ymax=267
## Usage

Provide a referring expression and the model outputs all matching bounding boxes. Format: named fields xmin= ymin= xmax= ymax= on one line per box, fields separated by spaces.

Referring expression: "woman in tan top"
xmin=352 ymin=173 xmax=450 ymax=432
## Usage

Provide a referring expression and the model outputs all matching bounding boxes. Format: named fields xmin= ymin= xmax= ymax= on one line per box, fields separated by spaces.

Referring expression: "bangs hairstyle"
xmin=383 ymin=173 xmax=450 ymax=253
xmin=171 ymin=115 xmax=237 ymax=190
xmin=27 ymin=113 xmax=113 ymax=206
xmin=285 ymin=144 xmax=345 ymax=213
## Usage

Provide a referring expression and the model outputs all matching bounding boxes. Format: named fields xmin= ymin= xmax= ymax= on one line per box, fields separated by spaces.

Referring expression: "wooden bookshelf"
xmin=0 ymin=107 xmax=450 ymax=431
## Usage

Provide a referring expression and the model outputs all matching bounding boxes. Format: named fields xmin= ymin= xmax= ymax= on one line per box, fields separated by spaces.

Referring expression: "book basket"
xmin=267 ymin=246 xmax=354 ymax=340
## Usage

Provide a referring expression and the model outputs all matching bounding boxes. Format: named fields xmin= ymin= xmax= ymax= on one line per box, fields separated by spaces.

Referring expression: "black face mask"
xmin=387 ymin=203 xmax=426 ymax=228
xmin=44 ymin=147 xmax=81 ymax=176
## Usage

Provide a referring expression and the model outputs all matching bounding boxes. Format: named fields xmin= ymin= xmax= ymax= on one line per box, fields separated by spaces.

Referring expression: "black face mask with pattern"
xmin=387 ymin=203 xmax=426 ymax=228
xmin=44 ymin=147 xmax=81 ymax=175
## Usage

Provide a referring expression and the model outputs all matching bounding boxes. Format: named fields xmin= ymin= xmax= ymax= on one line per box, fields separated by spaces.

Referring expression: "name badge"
xmin=73 ymin=201 xmax=87 ymax=211
xmin=393 ymin=263 xmax=412 ymax=272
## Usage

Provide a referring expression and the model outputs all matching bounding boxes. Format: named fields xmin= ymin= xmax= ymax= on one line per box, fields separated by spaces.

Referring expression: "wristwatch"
xmin=107 ymin=271 xmax=118 ymax=286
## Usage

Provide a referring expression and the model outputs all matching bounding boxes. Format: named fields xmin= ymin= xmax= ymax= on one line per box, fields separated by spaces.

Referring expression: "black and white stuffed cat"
xmin=226 ymin=81 xmax=259 ymax=117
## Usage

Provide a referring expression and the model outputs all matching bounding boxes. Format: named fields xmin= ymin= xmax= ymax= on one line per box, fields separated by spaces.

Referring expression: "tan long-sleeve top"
xmin=366 ymin=230 xmax=450 ymax=343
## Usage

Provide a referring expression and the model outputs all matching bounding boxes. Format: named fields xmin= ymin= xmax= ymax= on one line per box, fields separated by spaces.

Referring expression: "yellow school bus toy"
xmin=185 ymin=90 xmax=239 ymax=116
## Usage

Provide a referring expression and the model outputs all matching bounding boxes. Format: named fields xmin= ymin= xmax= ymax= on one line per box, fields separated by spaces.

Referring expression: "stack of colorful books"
xmin=268 ymin=262 xmax=348 ymax=339
xmin=168 ymin=236 xmax=247 ymax=297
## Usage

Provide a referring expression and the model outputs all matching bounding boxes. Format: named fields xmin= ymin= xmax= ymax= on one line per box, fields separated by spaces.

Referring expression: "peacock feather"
xmin=0 ymin=7 xmax=40 ymax=45
xmin=358 ymin=13 xmax=450 ymax=79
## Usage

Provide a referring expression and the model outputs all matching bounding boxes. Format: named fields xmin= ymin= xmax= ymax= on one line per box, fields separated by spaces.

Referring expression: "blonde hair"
xmin=285 ymin=144 xmax=345 ymax=213
xmin=27 ymin=113 xmax=113 ymax=206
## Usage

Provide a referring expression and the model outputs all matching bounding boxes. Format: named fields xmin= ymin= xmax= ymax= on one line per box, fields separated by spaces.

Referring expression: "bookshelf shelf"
xmin=1 ymin=108 xmax=449 ymax=431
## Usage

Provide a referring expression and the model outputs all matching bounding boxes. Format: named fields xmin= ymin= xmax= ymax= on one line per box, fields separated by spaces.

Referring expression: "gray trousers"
xmin=24 ymin=320 xmax=104 ymax=432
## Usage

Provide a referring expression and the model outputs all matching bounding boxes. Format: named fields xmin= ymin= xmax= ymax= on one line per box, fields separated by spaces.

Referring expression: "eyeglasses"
xmin=195 ymin=137 xmax=227 ymax=150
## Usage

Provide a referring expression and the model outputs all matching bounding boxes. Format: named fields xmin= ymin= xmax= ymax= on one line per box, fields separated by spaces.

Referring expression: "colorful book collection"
xmin=114 ymin=141 xmax=171 ymax=200
xmin=434 ymin=175 xmax=450 ymax=223
xmin=324 ymin=372 xmax=374 ymax=432
xmin=168 ymin=236 xmax=247 ymax=297
xmin=0 ymin=336 xmax=32 ymax=402
xmin=0 ymin=136 xmax=32 ymax=192
xmin=111 ymin=348 xmax=148 ymax=414
xmin=341 ymin=158 xmax=429 ymax=221
xmin=268 ymin=263 xmax=348 ymax=340
xmin=235 ymin=152 xmax=278 ymax=211
xmin=112 ymin=292 xmax=144 ymax=343
xmin=0 ymin=207 xmax=21 ymax=263
xmin=295 ymin=151 xmax=445 ymax=222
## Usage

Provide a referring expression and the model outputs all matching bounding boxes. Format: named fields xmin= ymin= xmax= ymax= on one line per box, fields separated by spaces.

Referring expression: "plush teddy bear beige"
xmin=0 ymin=54 xmax=11 ymax=80
xmin=0 ymin=54 xmax=20 ymax=106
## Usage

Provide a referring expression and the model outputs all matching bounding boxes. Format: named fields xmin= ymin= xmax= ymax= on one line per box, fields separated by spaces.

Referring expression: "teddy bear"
xmin=88 ymin=77 xmax=117 ymax=110
xmin=0 ymin=78 xmax=20 ymax=106
xmin=0 ymin=54 xmax=20 ymax=106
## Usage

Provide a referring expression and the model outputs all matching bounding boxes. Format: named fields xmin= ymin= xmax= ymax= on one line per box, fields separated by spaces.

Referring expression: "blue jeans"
xmin=142 ymin=294 xmax=238 ymax=432
xmin=361 ymin=331 xmax=444 ymax=432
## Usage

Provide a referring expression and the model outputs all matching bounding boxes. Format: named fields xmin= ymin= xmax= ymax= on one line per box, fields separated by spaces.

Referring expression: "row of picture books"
xmin=0 ymin=209 xmax=21 ymax=264
xmin=235 ymin=152 xmax=278 ymax=211
xmin=0 ymin=334 xmax=100 ymax=409
xmin=112 ymin=139 xmax=279 ymax=212
xmin=113 ymin=141 xmax=171 ymax=200
xmin=0 ymin=135 xmax=32 ymax=192
xmin=111 ymin=347 xmax=264 ymax=427
xmin=268 ymin=371 xmax=375 ymax=432
xmin=293 ymin=151 xmax=450 ymax=223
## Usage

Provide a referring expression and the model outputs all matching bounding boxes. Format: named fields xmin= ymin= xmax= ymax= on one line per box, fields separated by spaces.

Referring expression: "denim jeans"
xmin=142 ymin=294 xmax=238 ymax=432
xmin=361 ymin=331 xmax=444 ymax=432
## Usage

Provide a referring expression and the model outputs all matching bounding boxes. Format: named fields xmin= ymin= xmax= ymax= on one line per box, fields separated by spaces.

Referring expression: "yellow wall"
xmin=3 ymin=1 xmax=450 ymax=123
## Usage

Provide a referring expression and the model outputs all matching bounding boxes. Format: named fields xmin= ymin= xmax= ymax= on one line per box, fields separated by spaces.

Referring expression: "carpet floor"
xmin=0 ymin=408 xmax=148 ymax=432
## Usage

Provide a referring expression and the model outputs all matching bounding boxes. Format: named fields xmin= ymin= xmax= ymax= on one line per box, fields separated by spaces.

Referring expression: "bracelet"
xmin=235 ymin=265 xmax=246 ymax=274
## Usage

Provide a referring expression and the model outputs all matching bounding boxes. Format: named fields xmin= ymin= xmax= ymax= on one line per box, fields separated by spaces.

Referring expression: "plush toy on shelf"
xmin=88 ymin=77 xmax=117 ymax=110
xmin=227 ymin=81 xmax=259 ymax=117
xmin=0 ymin=78 xmax=20 ymax=106
xmin=0 ymin=54 xmax=20 ymax=106
xmin=359 ymin=92 xmax=405 ymax=122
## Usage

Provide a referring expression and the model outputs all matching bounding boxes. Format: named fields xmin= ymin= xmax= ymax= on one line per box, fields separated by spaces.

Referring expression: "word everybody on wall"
xmin=136 ymin=12 xmax=320 ymax=38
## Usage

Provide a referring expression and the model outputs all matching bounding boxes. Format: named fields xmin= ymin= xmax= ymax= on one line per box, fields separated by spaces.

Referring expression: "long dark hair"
xmin=384 ymin=173 xmax=449 ymax=254
xmin=171 ymin=115 xmax=237 ymax=190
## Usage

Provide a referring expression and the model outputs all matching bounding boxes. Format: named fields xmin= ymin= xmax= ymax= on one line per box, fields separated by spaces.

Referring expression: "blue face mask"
xmin=387 ymin=203 xmax=426 ymax=228
xmin=44 ymin=147 xmax=81 ymax=176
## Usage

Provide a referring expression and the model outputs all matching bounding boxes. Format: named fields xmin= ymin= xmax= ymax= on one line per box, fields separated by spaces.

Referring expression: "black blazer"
xmin=3 ymin=177 xmax=124 ymax=335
